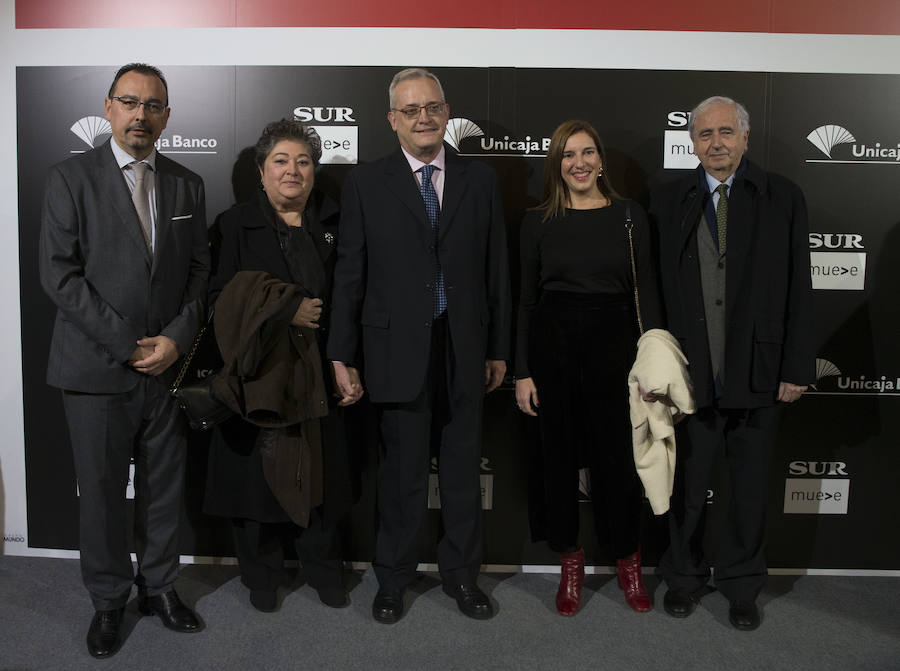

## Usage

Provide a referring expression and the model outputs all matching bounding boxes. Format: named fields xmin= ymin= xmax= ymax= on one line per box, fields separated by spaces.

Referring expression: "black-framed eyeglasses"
xmin=110 ymin=96 xmax=168 ymax=116
xmin=391 ymin=102 xmax=446 ymax=119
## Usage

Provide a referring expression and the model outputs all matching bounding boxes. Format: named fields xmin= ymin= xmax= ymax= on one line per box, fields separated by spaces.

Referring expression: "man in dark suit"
xmin=327 ymin=67 xmax=511 ymax=623
xmin=39 ymin=63 xmax=209 ymax=657
xmin=650 ymin=96 xmax=813 ymax=630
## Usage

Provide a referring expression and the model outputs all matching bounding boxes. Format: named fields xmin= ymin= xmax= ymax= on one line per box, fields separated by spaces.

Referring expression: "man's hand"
xmin=777 ymin=381 xmax=807 ymax=403
xmin=484 ymin=359 xmax=506 ymax=394
xmin=130 ymin=335 xmax=179 ymax=376
xmin=332 ymin=361 xmax=364 ymax=406
xmin=515 ymin=377 xmax=539 ymax=416
xmin=291 ymin=297 xmax=324 ymax=329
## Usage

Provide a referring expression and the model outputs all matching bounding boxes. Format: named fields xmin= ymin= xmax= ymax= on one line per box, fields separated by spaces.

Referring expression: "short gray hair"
xmin=388 ymin=68 xmax=446 ymax=109
xmin=688 ymin=96 xmax=751 ymax=138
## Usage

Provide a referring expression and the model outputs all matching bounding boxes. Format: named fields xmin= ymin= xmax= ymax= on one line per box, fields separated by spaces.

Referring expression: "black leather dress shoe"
xmin=87 ymin=608 xmax=124 ymax=658
xmin=138 ymin=589 xmax=203 ymax=632
xmin=442 ymin=583 xmax=494 ymax=620
xmin=372 ymin=589 xmax=404 ymax=624
xmin=729 ymin=600 xmax=760 ymax=630
xmin=663 ymin=589 xmax=698 ymax=618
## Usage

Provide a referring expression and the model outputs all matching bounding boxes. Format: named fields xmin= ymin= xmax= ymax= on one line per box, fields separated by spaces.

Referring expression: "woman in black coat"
xmin=203 ymin=120 xmax=360 ymax=612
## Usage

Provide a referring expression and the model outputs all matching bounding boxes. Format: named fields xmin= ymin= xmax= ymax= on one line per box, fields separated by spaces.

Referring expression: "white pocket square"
xmin=171 ymin=214 xmax=193 ymax=221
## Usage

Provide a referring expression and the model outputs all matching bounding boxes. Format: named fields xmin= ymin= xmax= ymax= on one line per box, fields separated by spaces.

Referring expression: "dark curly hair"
xmin=254 ymin=119 xmax=323 ymax=168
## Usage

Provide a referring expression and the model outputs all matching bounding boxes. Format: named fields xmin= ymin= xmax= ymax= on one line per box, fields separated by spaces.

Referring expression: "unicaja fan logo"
xmin=806 ymin=123 xmax=900 ymax=164
xmin=807 ymin=125 xmax=856 ymax=158
xmin=812 ymin=359 xmax=841 ymax=389
xmin=444 ymin=117 xmax=549 ymax=157
xmin=444 ymin=118 xmax=485 ymax=152
xmin=70 ymin=116 xmax=112 ymax=148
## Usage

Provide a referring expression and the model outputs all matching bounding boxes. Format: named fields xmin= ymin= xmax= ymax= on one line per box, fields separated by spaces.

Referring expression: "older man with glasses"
xmin=328 ymin=67 xmax=511 ymax=624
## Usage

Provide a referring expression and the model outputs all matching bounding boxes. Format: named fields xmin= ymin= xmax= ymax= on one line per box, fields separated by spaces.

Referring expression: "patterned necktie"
xmin=131 ymin=161 xmax=153 ymax=252
xmin=420 ymin=164 xmax=446 ymax=317
xmin=715 ymin=183 xmax=728 ymax=254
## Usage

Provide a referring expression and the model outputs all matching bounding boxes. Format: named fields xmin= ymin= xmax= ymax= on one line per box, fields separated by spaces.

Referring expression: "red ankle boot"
xmin=556 ymin=548 xmax=585 ymax=616
xmin=616 ymin=548 xmax=651 ymax=612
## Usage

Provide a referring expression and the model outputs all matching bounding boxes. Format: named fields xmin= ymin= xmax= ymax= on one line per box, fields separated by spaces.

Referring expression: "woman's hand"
xmin=291 ymin=297 xmax=323 ymax=329
xmin=515 ymin=377 xmax=540 ymax=416
xmin=332 ymin=361 xmax=364 ymax=406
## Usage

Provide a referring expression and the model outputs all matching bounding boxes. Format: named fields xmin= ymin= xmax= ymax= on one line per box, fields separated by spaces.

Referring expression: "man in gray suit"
xmin=39 ymin=63 xmax=209 ymax=658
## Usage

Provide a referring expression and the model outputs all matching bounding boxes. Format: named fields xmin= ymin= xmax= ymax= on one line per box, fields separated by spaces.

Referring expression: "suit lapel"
xmin=100 ymin=143 xmax=151 ymax=268
xmin=152 ymin=159 xmax=175 ymax=274
xmin=383 ymin=149 xmax=429 ymax=230
xmin=439 ymin=151 xmax=468 ymax=242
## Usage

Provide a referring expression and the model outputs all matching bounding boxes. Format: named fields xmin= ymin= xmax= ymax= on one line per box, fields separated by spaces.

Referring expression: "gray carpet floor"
xmin=0 ymin=556 xmax=897 ymax=670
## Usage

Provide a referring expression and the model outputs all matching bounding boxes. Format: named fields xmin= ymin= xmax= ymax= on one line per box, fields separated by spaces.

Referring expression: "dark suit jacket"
xmin=650 ymin=159 xmax=814 ymax=409
xmin=327 ymin=146 xmax=511 ymax=403
xmin=40 ymin=140 xmax=209 ymax=393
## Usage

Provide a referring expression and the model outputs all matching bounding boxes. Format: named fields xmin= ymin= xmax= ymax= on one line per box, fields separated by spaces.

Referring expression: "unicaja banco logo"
xmin=806 ymin=123 xmax=900 ymax=164
xmin=71 ymin=116 xmax=111 ymax=148
xmin=807 ymin=125 xmax=856 ymax=158
xmin=443 ymin=116 xmax=549 ymax=157
xmin=444 ymin=118 xmax=485 ymax=152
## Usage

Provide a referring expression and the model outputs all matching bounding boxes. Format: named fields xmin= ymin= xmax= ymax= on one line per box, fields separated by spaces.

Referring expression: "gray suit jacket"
xmin=39 ymin=140 xmax=209 ymax=393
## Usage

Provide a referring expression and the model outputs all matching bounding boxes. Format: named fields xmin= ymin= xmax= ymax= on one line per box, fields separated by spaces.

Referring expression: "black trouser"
xmin=530 ymin=291 xmax=642 ymax=557
xmin=63 ymin=378 xmax=187 ymax=610
xmin=660 ymin=404 xmax=780 ymax=602
xmin=232 ymin=508 xmax=343 ymax=593
xmin=373 ymin=316 xmax=485 ymax=592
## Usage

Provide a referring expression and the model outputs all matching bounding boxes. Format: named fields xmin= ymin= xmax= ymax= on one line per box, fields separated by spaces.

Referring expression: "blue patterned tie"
xmin=420 ymin=164 xmax=446 ymax=317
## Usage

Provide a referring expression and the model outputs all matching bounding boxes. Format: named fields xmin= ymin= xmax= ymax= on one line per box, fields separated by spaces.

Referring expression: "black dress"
xmin=516 ymin=201 xmax=662 ymax=556
xmin=203 ymin=189 xmax=356 ymax=596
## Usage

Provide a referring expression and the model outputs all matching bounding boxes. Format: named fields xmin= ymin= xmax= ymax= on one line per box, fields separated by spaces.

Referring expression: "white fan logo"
xmin=806 ymin=125 xmax=856 ymax=159
xmin=444 ymin=118 xmax=484 ymax=152
xmin=812 ymin=358 xmax=842 ymax=389
xmin=70 ymin=116 xmax=112 ymax=148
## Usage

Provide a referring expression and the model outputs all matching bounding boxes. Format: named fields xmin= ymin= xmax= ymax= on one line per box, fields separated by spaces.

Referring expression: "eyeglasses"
xmin=110 ymin=96 xmax=167 ymax=116
xmin=391 ymin=102 xmax=446 ymax=119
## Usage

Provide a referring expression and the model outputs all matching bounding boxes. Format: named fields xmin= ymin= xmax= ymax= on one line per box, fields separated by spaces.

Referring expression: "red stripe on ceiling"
xmin=14 ymin=0 xmax=900 ymax=35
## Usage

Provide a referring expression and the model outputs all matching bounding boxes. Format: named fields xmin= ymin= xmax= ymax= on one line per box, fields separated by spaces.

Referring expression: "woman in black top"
xmin=515 ymin=120 xmax=662 ymax=616
xmin=204 ymin=120 xmax=361 ymax=612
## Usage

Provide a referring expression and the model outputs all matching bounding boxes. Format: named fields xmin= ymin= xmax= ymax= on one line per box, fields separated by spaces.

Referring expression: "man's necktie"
xmin=715 ymin=183 xmax=728 ymax=254
xmin=420 ymin=164 xmax=446 ymax=317
xmin=131 ymin=161 xmax=153 ymax=252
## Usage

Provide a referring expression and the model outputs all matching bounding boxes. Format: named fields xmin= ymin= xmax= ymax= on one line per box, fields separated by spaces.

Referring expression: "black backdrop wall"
xmin=17 ymin=66 xmax=900 ymax=570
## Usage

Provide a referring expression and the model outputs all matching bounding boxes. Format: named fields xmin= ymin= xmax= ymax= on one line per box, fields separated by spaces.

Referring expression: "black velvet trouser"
xmin=530 ymin=291 xmax=642 ymax=558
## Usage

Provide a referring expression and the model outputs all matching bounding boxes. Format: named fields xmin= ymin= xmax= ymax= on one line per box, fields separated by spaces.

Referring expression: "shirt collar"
xmin=704 ymin=169 xmax=735 ymax=193
xmin=400 ymin=144 xmax=446 ymax=174
xmin=110 ymin=138 xmax=158 ymax=171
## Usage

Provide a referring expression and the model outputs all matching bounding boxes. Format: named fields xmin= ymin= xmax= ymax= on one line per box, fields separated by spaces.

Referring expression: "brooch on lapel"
xmin=324 ymin=232 xmax=335 ymax=245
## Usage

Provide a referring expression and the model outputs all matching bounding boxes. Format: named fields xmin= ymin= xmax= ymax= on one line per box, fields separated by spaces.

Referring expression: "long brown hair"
xmin=536 ymin=120 xmax=620 ymax=223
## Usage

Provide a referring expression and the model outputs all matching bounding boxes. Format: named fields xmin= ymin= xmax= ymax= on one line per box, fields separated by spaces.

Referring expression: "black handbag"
xmin=170 ymin=310 xmax=233 ymax=431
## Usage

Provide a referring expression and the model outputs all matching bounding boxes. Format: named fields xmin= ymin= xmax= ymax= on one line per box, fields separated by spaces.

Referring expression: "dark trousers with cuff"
xmin=231 ymin=509 xmax=343 ymax=594
xmin=373 ymin=316 xmax=485 ymax=593
xmin=660 ymin=404 xmax=780 ymax=602
xmin=63 ymin=377 xmax=187 ymax=611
